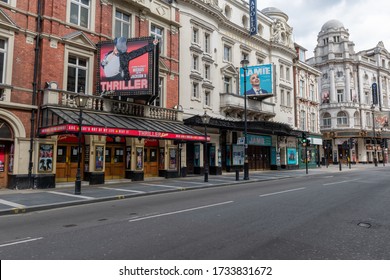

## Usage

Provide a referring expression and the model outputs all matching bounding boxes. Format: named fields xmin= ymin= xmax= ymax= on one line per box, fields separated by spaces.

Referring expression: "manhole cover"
xmin=357 ymin=222 xmax=371 ymax=228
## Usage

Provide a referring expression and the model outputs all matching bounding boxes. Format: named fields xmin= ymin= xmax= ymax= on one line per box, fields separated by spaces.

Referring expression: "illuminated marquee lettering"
xmin=39 ymin=124 xmax=207 ymax=141
xmin=100 ymin=79 xmax=148 ymax=91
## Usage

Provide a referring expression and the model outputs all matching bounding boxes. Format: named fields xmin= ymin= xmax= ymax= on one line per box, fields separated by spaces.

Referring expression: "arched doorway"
xmin=0 ymin=120 xmax=14 ymax=188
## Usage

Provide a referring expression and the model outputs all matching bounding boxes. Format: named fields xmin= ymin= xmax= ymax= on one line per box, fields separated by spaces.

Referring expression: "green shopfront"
xmin=298 ymin=135 xmax=322 ymax=169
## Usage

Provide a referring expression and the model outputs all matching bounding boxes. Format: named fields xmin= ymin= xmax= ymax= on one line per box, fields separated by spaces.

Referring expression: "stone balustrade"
xmin=43 ymin=89 xmax=181 ymax=121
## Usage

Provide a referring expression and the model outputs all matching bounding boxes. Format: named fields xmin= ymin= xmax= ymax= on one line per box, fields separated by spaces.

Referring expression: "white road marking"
xmin=210 ymin=179 xmax=236 ymax=182
xmin=0 ymin=199 xmax=26 ymax=208
xmin=0 ymin=237 xmax=43 ymax=248
xmin=129 ymin=201 xmax=234 ymax=222
xmin=48 ymin=191 xmax=94 ymax=200
xmin=323 ymin=179 xmax=360 ymax=186
xmin=99 ymin=187 xmax=145 ymax=193
xmin=259 ymin=187 xmax=306 ymax=197
xmin=171 ymin=180 xmax=211 ymax=185
xmin=140 ymin=183 xmax=182 ymax=189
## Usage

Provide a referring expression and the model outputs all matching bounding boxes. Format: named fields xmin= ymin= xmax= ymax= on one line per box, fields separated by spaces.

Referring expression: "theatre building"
xmin=0 ymin=0 xmax=205 ymax=189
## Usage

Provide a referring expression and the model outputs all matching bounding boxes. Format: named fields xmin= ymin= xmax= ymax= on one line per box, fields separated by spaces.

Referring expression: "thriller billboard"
xmin=97 ymin=36 xmax=159 ymax=99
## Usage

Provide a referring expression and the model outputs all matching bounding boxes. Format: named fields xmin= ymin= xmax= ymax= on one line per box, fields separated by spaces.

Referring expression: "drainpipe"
xmin=28 ymin=0 xmax=42 ymax=188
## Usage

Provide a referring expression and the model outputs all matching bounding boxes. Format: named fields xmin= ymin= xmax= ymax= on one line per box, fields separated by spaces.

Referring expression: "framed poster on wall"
xmin=136 ymin=147 xmax=143 ymax=170
xmin=169 ymin=148 xmax=177 ymax=169
xmin=287 ymin=148 xmax=297 ymax=165
xmin=38 ymin=144 xmax=53 ymax=172
xmin=96 ymin=146 xmax=104 ymax=171
xmin=126 ymin=147 xmax=131 ymax=169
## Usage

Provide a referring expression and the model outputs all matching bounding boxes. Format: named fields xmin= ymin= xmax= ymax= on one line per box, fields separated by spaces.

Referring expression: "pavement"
xmin=0 ymin=164 xmax=385 ymax=216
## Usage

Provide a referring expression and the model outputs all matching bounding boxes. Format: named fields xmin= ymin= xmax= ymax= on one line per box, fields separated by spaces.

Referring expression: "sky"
xmin=259 ymin=0 xmax=390 ymax=57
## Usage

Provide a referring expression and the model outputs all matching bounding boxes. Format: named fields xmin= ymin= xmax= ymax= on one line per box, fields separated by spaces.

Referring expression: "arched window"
xmin=0 ymin=120 xmax=13 ymax=139
xmin=322 ymin=112 xmax=331 ymax=128
xmin=337 ymin=111 xmax=348 ymax=127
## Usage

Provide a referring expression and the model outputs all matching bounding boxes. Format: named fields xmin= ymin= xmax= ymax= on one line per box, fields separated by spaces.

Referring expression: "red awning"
xmin=39 ymin=108 xmax=209 ymax=142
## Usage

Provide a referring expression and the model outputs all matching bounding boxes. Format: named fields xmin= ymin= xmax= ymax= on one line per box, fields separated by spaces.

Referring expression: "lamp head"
xmin=202 ymin=111 xmax=211 ymax=125
xmin=240 ymin=59 xmax=249 ymax=68
xmin=75 ymin=94 xmax=88 ymax=108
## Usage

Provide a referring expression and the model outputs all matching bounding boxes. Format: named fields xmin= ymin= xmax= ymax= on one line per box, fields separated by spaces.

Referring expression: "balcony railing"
xmin=220 ymin=92 xmax=275 ymax=117
xmin=42 ymin=89 xmax=182 ymax=121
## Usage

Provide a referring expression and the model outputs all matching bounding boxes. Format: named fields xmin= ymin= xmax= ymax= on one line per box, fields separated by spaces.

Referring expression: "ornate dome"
xmin=261 ymin=7 xmax=288 ymax=21
xmin=261 ymin=7 xmax=283 ymax=14
xmin=321 ymin=19 xmax=344 ymax=32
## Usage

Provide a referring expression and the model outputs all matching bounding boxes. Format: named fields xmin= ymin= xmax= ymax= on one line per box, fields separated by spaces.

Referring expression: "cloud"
xmin=259 ymin=0 xmax=390 ymax=56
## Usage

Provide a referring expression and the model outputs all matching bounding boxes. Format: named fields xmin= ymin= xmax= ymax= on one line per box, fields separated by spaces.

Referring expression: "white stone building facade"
xmin=176 ymin=1 xmax=320 ymax=173
xmin=307 ymin=19 xmax=390 ymax=165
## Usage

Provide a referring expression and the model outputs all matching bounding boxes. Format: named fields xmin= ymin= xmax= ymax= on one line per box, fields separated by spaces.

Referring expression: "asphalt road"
xmin=1 ymin=167 xmax=390 ymax=260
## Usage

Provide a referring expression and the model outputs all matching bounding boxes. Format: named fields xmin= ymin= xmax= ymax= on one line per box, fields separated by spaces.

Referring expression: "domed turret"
xmin=261 ymin=7 xmax=288 ymax=22
xmin=320 ymin=19 xmax=345 ymax=32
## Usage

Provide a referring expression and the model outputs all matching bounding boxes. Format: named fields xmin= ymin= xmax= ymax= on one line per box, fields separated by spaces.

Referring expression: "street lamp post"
xmin=372 ymin=105 xmax=378 ymax=166
xmin=240 ymin=59 xmax=249 ymax=180
xmin=202 ymin=111 xmax=210 ymax=182
xmin=379 ymin=128 xmax=385 ymax=166
xmin=74 ymin=93 xmax=88 ymax=195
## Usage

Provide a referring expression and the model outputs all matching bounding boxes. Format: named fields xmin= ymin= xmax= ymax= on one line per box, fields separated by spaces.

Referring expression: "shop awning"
xmin=39 ymin=108 xmax=207 ymax=142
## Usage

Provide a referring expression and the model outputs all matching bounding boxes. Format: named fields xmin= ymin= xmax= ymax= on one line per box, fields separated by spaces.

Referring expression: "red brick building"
xmin=0 ymin=0 xmax=204 ymax=189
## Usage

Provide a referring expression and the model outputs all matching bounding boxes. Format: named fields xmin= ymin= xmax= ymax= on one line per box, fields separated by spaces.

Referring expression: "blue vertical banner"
xmin=249 ymin=0 xmax=258 ymax=36
xmin=372 ymin=82 xmax=378 ymax=105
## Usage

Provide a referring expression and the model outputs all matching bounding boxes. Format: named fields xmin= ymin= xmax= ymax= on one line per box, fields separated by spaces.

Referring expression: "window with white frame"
xmin=286 ymin=67 xmax=290 ymax=81
xmin=337 ymin=89 xmax=344 ymax=102
xmin=309 ymin=84 xmax=315 ymax=100
xmin=257 ymin=58 xmax=264 ymax=65
xmin=366 ymin=112 xmax=371 ymax=127
xmin=223 ymin=45 xmax=232 ymax=62
xmin=115 ymin=10 xmax=131 ymax=38
xmin=204 ymin=90 xmax=211 ymax=107
xmin=0 ymin=38 xmax=7 ymax=84
xmin=364 ymin=91 xmax=370 ymax=104
xmin=70 ymin=0 xmax=90 ymax=28
xmin=204 ymin=64 xmax=211 ymax=80
xmin=151 ymin=77 xmax=164 ymax=107
xmin=151 ymin=24 xmax=164 ymax=54
xmin=354 ymin=111 xmax=360 ymax=126
xmin=299 ymin=80 xmax=305 ymax=97
xmin=300 ymin=110 xmax=306 ymax=130
xmin=192 ymin=54 xmax=199 ymax=71
xmin=322 ymin=112 xmax=331 ymax=128
xmin=310 ymin=113 xmax=316 ymax=131
xmin=192 ymin=27 xmax=199 ymax=44
xmin=337 ymin=111 xmax=348 ymax=126
xmin=192 ymin=82 xmax=199 ymax=99
xmin=280 ymin=89 xmax=285 ymax=105
xmin=287 ymin=91 xmax=291 ymax=107
xmin=223 ymin=76 xmax=232 ymax=93
xmin=67 ymin=54 xmax=88 ymax=93
xmin=299 ymin=49 xmax=305 ymax=62
xmin=204 ymin=33 xmax=211 ymax=54
xmin=280 ymin=65 xmax=284 ymax=79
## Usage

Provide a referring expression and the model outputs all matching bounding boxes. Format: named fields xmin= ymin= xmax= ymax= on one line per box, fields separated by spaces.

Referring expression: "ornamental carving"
xmin=270 ymin=19 xmax=294 ymax=48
